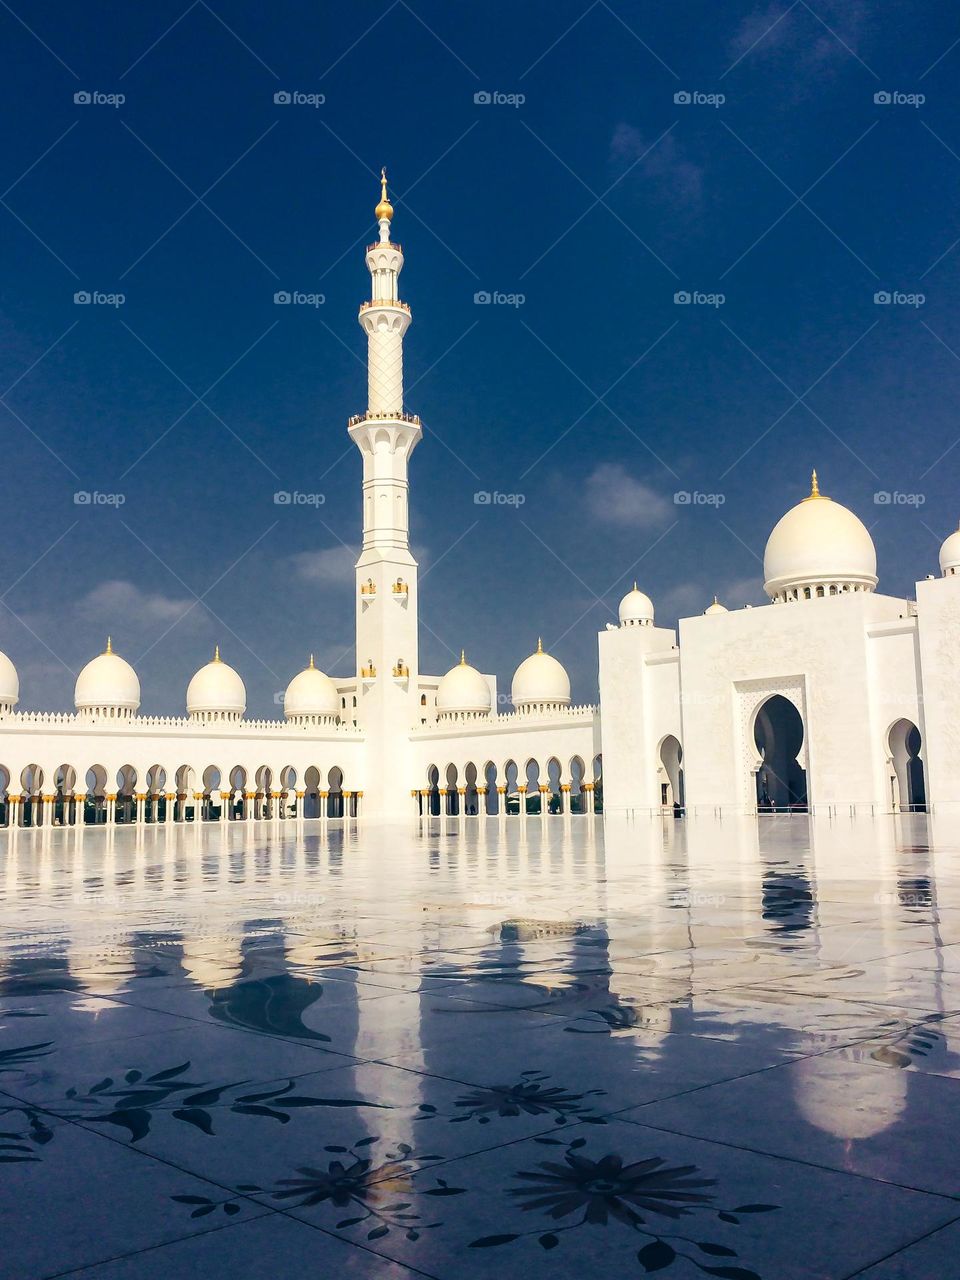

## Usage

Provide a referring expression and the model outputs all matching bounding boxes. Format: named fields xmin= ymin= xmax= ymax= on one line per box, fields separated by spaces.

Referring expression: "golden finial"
xmin=105 ymin=636 xmax=112 ymax=654
xmin=213 ymin=645 xmax=221 ymax=663
xmin=536 ymin=637 xmax=543 ymax=654
xmin=460 ymin=649 xmax=466 ymax=665
xmin=633 ymin=581 xmax=638 ymax=591
xmin=810 ymin=469 xmax=819 ymax=498
xmin=375 ymin=166 xmax=394 ymax=222
xmin=713 ymin=595 xmax=719 ymax=605
xmin=308 ymin=653 xmax=315 ymax=669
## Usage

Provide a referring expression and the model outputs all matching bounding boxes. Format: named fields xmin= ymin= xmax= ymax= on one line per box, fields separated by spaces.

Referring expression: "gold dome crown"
xmin=375 ymin=167 xmax=393 ymax=222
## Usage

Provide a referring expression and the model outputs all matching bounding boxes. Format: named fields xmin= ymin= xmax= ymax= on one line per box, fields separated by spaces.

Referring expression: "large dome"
xmin=512 ymin=639 xmax=571 ymax=711
xmin=436 ymin=653 xmax=491 ymax=719
xmin=763 ymin=472 xmax=877 ymax=602
xmin=0 ymin=648 xmax=19 ymax=709
xmin=619 ymin=583 xmax=655 ymax=627
xmin=940 ymin=523 xmax=960 ymax=576
xmin=187 ymin=647 xmax=245 ymax=721
xmin=74 ymin=639 xmax=140 ymax=716
xmin=284 ymin=656 xmax=339 ymax=721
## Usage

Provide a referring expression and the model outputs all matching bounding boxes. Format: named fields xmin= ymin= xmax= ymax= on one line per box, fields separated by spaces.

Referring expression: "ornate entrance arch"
xmin=736 ymin=677 xmax=809 ymax=812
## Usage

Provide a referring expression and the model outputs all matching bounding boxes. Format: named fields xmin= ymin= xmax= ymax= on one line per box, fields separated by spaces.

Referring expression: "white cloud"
xmin=610 ymin=124 xmax=703 ymax=205
xmin=728 ymin=2 xmax=869 ymax=71
xmin=289 ymin=546 xmax=356 ymax=585
xmin=75 ymin=580 xmax=200 ymax=627
xmin=585 ymin=463 xmax=673 ymax=529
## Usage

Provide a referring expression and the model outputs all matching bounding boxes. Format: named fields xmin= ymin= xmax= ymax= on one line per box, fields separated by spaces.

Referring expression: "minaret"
xmin=350 ymin=170 xmax=422 ymax=817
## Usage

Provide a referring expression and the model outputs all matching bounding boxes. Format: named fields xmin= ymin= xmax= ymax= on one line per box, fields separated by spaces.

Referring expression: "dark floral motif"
xmin=425 ymin=1070 xmax=606 ymax=1125
xmin=0 ymin=1040 xmax=54 ymax=1072
xmin=0 ymin=1101 xmax=55 ymax=1163
xmin=59 ymin=1060 xmax=381 ymax=1142
xmin=469 ymin=1137 xmax=778 ymax=1277
xmin=866 ymin=1014 xmax=953 ymax=1070
xmin=173 ymin=1137 xmax=465 ymax=1244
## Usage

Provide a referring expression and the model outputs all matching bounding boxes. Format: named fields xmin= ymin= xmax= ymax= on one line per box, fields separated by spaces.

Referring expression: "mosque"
xmin=1 ymin=174 xmax=959 ymax=826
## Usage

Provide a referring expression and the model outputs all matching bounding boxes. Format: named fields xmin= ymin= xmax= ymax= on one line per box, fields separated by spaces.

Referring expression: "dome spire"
xmin=810 ymin=469 xmax=820 ymax=498
xmin=460 ymin=649 xmax=466 ymax=665
xmin=308 ymin=653 xmax=315 ymax=669
xmin=537 ymin=636 xmax=543 ymax=654
xmin=105 ymin=636 xmax=112 ymax=655
xmin=213 ymin=645 xmax=220 ymax=663
xmin=375 ymin=166 xmax=394 ymax=224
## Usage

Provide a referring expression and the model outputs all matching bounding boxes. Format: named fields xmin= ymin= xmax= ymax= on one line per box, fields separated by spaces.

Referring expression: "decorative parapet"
xmin=348 ymin=410 xmax=421 ymax=428
xmin=7 ymin=711 xmax=362 ymax=736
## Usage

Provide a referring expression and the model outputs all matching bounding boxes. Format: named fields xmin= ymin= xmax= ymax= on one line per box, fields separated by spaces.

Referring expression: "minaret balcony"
xmin=348 ymin=410 xmax=421 ymax=428
xmin=359 ymin=299 xmax=410 ymax=315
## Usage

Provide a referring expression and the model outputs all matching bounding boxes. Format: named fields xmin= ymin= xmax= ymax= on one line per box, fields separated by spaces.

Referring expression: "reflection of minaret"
xmin=351 ymin=170 xmax=422 ymax=819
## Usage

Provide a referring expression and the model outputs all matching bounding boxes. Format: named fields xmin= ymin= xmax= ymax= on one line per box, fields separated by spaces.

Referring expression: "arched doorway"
xmin=754 ymin=695 xmax=807 ymax=812
xmin=888 ymin=719 xmax=926 ymax=812
xmin=659 ymin=735 xmax=684 ymax=814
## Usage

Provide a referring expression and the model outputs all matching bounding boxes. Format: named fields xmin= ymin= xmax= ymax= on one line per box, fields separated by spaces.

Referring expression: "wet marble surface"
xmin=2 ymin=813 xmax=960 ymax=1279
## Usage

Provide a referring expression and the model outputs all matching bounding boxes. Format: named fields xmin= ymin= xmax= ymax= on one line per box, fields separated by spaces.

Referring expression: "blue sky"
xmin=2 ymin=0 xmax=959 ymax=713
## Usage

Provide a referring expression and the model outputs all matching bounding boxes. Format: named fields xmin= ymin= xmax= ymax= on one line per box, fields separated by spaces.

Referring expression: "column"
xmin=74 ymin=791 xmax=86 ymax=827
xmin=477 ymin=785 xmax=488 ymax=817
xmin=295 ymin=789 xmax=305 ymax=822
xmin=106 ymin=793 xmax=117 ymax=824
xmin=517 ymin=784 xmax=527 ymax=817
xmin=8 ymin=794 xmax=21 ymax=828
xmin=582 ymin=782 xmax=594 ymax=815
xmin=245 ymin=791 xmax=257 ymax=822
xmin=193 ymin=791 xmax=204 ymax=823
xmin=136 ymin=793 xmax=146 ymax=824
xmin=319 ymin=790 xmax=329 ymax=821
xmin=497 ymin=785 xmax=507 ymax=823
xmin=220 ymin=792 xmax=231 ymax=823
xmin=165 ymin=792 xmax=175 ymax=824
xmin=271 ymin=790 xmax=282 ymax=822
xmin=539 ymin=784 xmax=550 ymax=819
xmin=457 ymin=786 xmax=467 ymax=817
xmin=42 ymin=794 xmax=56 ymax=827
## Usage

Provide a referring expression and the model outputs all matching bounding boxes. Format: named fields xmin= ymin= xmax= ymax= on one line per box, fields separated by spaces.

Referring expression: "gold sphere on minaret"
xmin=375 ymin=167 xmax=394 ymax=222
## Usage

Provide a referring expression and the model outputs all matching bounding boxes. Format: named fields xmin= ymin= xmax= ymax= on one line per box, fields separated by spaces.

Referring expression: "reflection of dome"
xmin=181 ymin=933 xmax=244 ymax=989
xmin=68 ymin=938 xmax=133 ymax=995
xmin=75 ymin=639 xmax=140 ymax=719
xmin=187 ymin=647 xmax=245 ymax=723
xmin=940 ymin=523 xmax=960 ymax=576
xmin=436 ymin=652 xmax=491 ymax=721
xmin=284 ymin=656 xmax=339 ymax=723
xmin=619 ymin=584 xmax=655 ymax=627
xmin=0 ymin=648 xmax=19 ymax=711
xmin=763 ymin=472 xmax=877 ymax=603
xmin=792 ymin=1052 xmax=907 ymax=1139
xmin=512 ymin=639 xmax=571 ymax=713
xmin=704 ymin=596 xmax=728 ymax=615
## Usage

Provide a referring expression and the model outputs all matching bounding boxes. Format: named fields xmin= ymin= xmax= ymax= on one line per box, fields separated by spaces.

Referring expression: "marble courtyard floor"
xmin=1 ymin=815 xmax=960 ymax=1279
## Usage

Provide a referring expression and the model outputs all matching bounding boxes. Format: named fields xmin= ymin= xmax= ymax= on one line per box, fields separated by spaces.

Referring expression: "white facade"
xmin=0 ymin=181 xmax=958 ymax=827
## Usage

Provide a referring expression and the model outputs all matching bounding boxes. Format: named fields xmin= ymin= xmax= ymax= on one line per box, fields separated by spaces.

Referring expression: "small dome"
xmin=512 ymin=639 xmax=571 ymax=709
xmin=704 ymin=596 xmax=728 ymax=615
xmin=619 ymin=583 xmax=655 ymax=626
xmin=436 ymin=653 xmax=491 ymax=717
xmin=187 ymin=647 xmax=245 ymax=720
xmin=763 ymin=472 xmax=877 ymax=602
xmin=284 ymin=656 xmax=339 ymax=720
xmin=0 ymin=648 xmax=19 ymax=708
xmin=940 ymin=523 xmax=960 ymax=576
xmin=75 ymin=639 xmax=140 ymax=715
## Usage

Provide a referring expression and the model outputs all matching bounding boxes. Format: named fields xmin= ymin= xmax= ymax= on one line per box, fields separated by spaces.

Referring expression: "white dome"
xmin=512 ymin=640 xmax=571 ymax=709
xmin=619 ymin=583 xmax=655 ymax=626
xmin=940 ymin=523 xmax=960 ymax=576
xmin=284 ymin=656 xmax=339 ymax=720
xmin=436 ymin=653 xmax=491 ymax=716
xmin=0 ymin=649 xmax=19 ymax=708
xmin=704 ymin=596 xmax=728 ymax=615
xmin=187 ymin=648 xmax=245 ymax=720
xmin=74 ymin=640 xmax=140 ymax=714
xmin=763 ymin=473 xmax=877 ymax=602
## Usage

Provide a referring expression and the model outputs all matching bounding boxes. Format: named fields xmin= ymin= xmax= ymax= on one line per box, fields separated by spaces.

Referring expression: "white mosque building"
xmin=1 ymin=174 xmax=959 ymax=827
